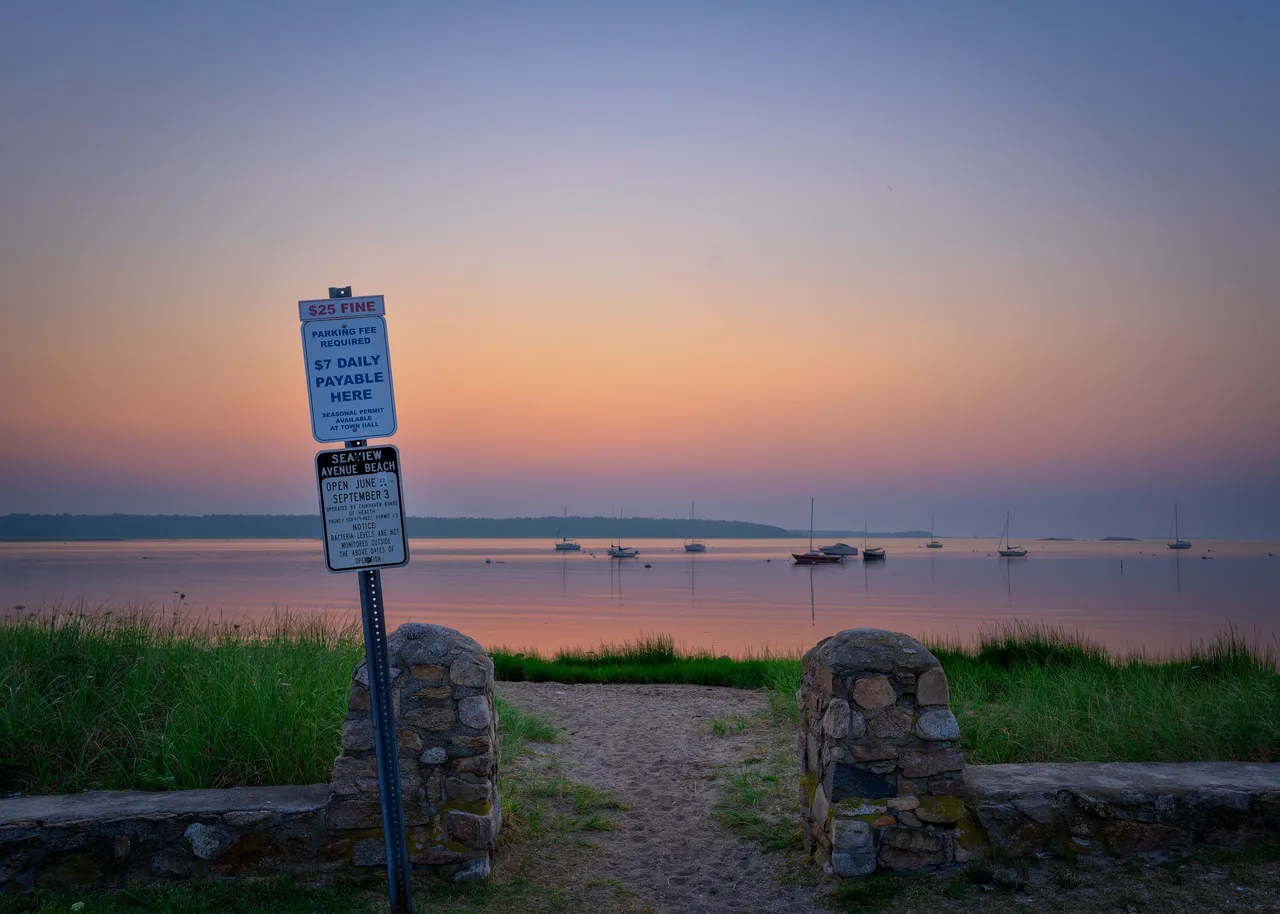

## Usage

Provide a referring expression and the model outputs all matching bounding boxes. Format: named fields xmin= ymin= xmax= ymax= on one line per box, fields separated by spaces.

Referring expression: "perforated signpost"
xmin=300 ymin=287 xmax=412 ymax=913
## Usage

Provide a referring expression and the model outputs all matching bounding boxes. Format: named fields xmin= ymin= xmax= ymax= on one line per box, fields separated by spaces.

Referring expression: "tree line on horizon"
xmin=0 ymin=513 xmax=804 ymax=541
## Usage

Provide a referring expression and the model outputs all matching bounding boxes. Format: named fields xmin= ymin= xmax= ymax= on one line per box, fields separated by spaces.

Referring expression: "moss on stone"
xmin=800 ymin=772 xmax=818 ymax=807
xmin=833 ymin=797 xmax=889 ymax=817
xmin=953 ymin=809 xmax=990 ymax=852
xmin=916 ymin=795 xmax=967 ymax=824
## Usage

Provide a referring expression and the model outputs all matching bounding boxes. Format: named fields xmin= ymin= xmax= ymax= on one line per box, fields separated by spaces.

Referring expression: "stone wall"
xmin=327 ymin=622 xmax=501 ymax=881
xmin=798 ymin=629 xmax=973 ymax=877
xmin=0 ymin=622 xmax=500 ymax=891
xmin=0 ymin=786 xmax=331 ymax=890
xmin=966 ymin=762 xmax=1280 ymax=858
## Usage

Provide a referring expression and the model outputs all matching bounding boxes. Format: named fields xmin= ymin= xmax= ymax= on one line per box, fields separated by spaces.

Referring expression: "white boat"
xmin=1167 ymin=504 xmax=1192 ymax=550
xmin=818 ymin=542 xmax=858 ymax=556
xmin=926 ymin=513 xmax=942 ymax=549
xmin=609 ymin=509 xmax=639 ymax=559
xmin=997 ymin=511 xmax=1027 ymax=557
xmin=684 ymin=501 xmax=707 ymax=552
xmin=553 ymin=506 xmax=581 ymax=551
xmin=861 ymin=522 xmax=885 ymax=560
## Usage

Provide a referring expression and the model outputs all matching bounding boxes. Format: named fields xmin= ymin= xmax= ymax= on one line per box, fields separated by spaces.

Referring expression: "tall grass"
xmin=932 ymin=622 xmax=1280 ymax=764
xmin=4 ymin=608 xmax=1277 ymax=796
xmin=0 ymin=606 xmax=362 ymax=794
xmin=491 ymin=632 xmax=793 ymax=689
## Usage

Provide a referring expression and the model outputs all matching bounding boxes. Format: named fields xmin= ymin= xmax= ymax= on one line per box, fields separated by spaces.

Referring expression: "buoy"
xmin=644 ymin=563 xmax=652 ymax=568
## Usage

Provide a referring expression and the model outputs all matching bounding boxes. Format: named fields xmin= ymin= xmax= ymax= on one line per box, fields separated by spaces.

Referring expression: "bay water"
xmin=2 ymin=538 xmax=1277 ymax=656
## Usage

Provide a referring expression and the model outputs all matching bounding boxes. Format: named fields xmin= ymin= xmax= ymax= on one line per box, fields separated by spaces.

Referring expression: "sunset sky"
xmin=3 ymin=2 xmax=1278 ymax=537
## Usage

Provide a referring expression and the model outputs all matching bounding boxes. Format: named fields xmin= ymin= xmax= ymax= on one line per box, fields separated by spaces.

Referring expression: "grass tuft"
xmin=494 ymin=696 xmax=561 ymax=765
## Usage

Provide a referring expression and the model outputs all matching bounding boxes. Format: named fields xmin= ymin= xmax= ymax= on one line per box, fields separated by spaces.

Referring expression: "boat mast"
xmin=809 ymin=497 xmax=815 ymax=552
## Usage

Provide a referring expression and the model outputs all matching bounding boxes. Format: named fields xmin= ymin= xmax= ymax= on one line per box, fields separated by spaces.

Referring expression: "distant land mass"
xmin=1100 ymin=536 xmax=1141 ymax=541
xmin=0 ymin=514 xmax=791 ymax=541
xmin=784 ymin=529 xmax=932 ymax=539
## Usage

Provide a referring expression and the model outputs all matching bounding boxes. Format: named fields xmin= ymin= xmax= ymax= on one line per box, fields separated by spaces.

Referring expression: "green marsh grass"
xmin=4 ymin=609 xmax=1278 ymax=798
xmin=490 ymin=632 xmax=788 ymax=688
xmin=932 ymin=622 xmax=1280 ymax=763
xmin=0 ymin=606 xmax=362 ymax=794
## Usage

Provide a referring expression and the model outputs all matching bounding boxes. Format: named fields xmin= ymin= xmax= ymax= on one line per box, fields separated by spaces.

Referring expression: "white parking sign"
xmin=302 ymin=316 xmax=398 ymax=442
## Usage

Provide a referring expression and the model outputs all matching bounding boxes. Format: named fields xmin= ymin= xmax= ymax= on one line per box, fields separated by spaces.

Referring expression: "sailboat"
xmin=862 ymin=522 xmax=885 ymax=561
xmin=926 ymin=513 xmax=942 ymax=549
xmin=997 ymin=511 xmax=1028 ymax=557
xmin=793 ymin=498 xmax=843 ymax=564
xmin=607 ymin=509 xmax=639 ymax=559
xmin=1167 ymin=504 xmax=1192 ymax=550
xmin=553 ymin=506 xmax=582 ymax=551
xmin=684 ymin=502 xmax=707 ymax=552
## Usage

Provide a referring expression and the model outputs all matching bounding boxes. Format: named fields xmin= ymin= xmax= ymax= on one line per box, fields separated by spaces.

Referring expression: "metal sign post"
xmin=302 ymin=287 xmax=412 ymax=913
xmin=346 ymin=440 xmax=413 ymax=913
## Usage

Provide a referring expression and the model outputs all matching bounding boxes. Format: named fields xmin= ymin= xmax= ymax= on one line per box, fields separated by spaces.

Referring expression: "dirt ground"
xmin=498 ymin=681 xmax=821 ymax=914
xmin=495 ymin=682 xmax=1280 ymax=914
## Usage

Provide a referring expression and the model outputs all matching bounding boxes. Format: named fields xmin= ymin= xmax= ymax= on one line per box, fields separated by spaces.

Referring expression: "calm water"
xmin=2 ymin=538 xmax=1278 ymax=655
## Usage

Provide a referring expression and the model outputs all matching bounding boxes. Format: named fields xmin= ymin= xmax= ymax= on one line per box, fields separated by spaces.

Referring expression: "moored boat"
xmin=926 ymin=513 xmax=942 ymax=548
xmin=794 ymin=498 xmax=844 ymax=565
xmin=861 ymin=523 xmax=886 ymax=560
xmin=684 ymin=501 xmax=708 ymax=552
xmin=793 ymin=551 xmax=843 ymax=565
xmin=609 ymin=508 xmax=639 ymax=558
xmin=1167 ymin=504 xmax=1192 ymax=550
xmin=553 ymin=506 xmax=581 ymax=551
xmin=997 ymin=511 xmax=1028 ymax=557
xmin=819 ymin=542 xmax=858 ymax=556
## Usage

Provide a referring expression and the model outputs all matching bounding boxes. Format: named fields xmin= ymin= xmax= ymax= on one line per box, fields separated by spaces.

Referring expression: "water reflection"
xmin=2 ymin=538 xmax=1277 ymax=656
xmin=809 ymin=565 xmax=815 ymax=627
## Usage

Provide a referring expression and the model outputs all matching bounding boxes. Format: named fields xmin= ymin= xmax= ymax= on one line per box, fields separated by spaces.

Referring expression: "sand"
xmin=496 ymin=681 xmax=824 ymax=914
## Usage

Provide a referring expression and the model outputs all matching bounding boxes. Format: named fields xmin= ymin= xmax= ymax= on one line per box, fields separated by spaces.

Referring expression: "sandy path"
xmin=497 ymin=682 xmax=824 ymax=914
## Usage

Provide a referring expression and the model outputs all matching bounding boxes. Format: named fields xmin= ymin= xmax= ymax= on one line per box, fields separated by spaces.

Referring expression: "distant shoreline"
xmin=1 ymin=513 xmax=796 ymax=542
xmin=0 ymin=514 xmax=1259 ymax=542
xmin=0 ymin=514 xmax=960 ymax=542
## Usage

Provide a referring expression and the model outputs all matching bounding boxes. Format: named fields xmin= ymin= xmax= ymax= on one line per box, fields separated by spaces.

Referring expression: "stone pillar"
xmin=326 ymin=623 xmax=500 ymax=882
xmin=798 ymin=629 xmax=969 ymax=877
